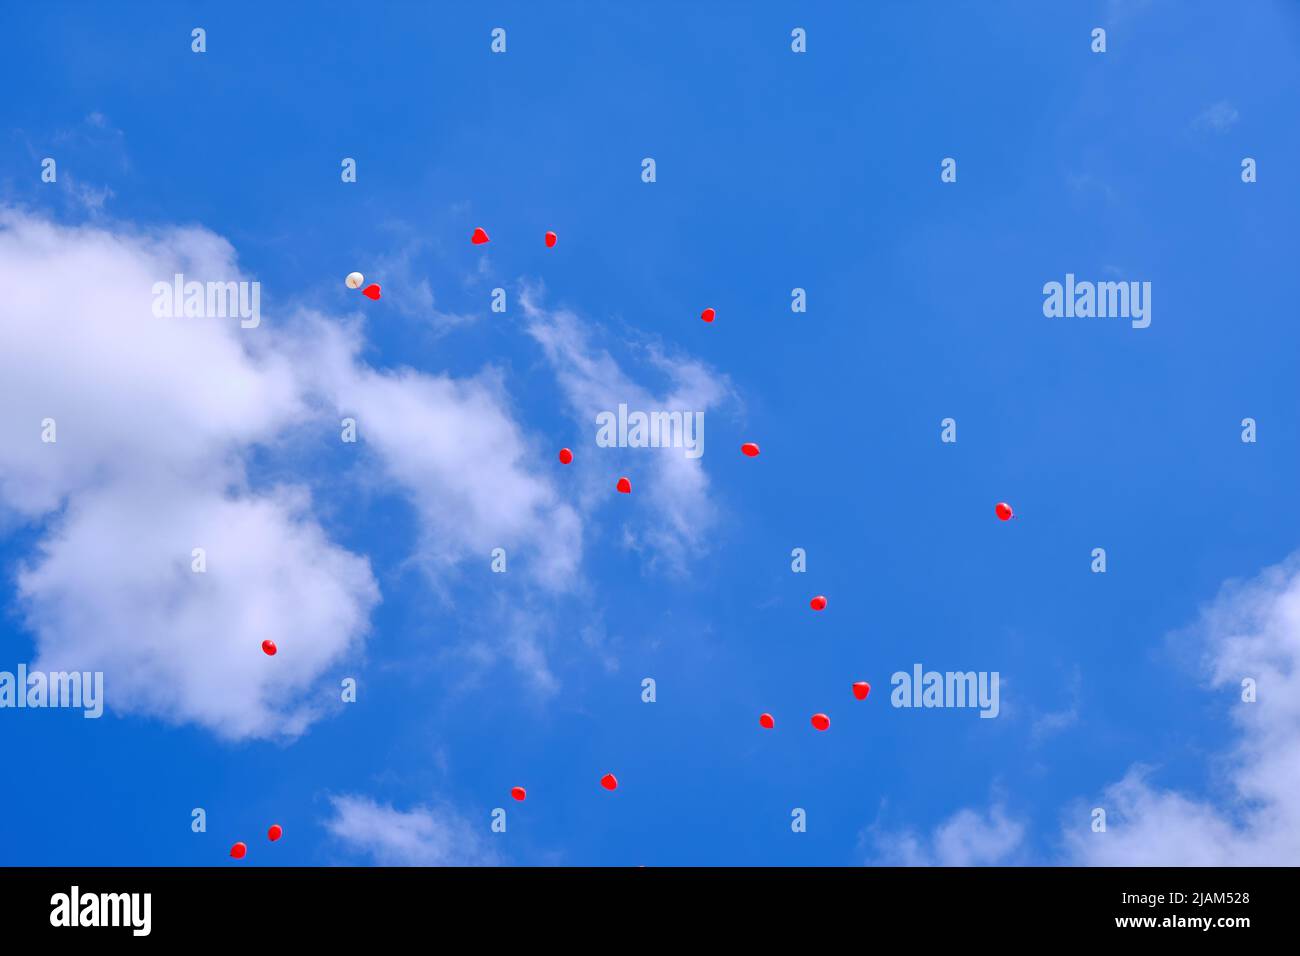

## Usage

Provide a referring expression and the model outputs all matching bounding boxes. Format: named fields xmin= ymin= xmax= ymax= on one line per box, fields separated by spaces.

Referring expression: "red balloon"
xmin=267 ymin=825 xmax=282 ymax=842
xmin=600 ymin=773 xmax=618 ymax=791
xmin=558 ymin=447 xmax=573 ymax=464
xmin=811 ymin=713 xmax=830 ymax=731
xmin=471 ymin=227 xmax=490 ymax=245
xmin=230 ymin=842 xmax=247 ymax=859
xmin=741 ymin=442 xmax=760 ymax=457
xmin=852 ymin=681 xmax=871 ymax=700
xmin=995 ymin=502 xmax=1013 ymax=521
xmin=759 ymin=713 xmax=775 ymax=729
xmin=616 ymin=476 xmax=631 ymax=494
xmin=545 ymin=231 xmax=557 ymax=248
xmin=700 ymin=308 xmax=716 ymax=323
xmin=511 ymin=786 xmax=527 ymax=802
xmin=261 ymin=640 xmax=277 ymax=656
xmin=361 ymin=283 xmax=382 ymax=300
xmin=810 ymin=595 xmax=827 ymax=612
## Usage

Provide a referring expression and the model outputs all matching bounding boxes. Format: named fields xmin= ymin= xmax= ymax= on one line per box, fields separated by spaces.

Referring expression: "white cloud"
xmin=316 ymin=351 xmax=583 ymax=593
xmin=0 ymin=208 xmax=583 ymax=738
xmin=0 ymin=215 xmax=306 ymax=515
xmin=877 ymin=554 xmax=1300 ymax=866
xmin=18 ymin=484 xmax=378 ymax=740
xmin=0 ymin=209 xmax=370 ymax=741
xmin=323 ymin=794 xmax=499 ymax=866
xmin=868 ymin=803 xmax=1025 ymax=866
xmin=1063 ymin=554 xmax=1300 ymax=865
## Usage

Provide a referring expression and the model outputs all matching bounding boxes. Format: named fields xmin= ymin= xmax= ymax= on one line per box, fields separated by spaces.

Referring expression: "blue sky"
xmin=2 ymin=0 xmax=1300 ymax=866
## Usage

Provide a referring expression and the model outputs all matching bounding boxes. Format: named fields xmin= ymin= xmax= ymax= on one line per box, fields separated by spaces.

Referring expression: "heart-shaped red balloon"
xmin=741 ymin=442 xmax=760 ymax=457
xmin=810 ymin=595 xmax=827 ymax=612
xmin=852 ymin=681 xmax=871 ymax=700
xmin=511 ymin=786 xmax=526 ymax=802
xmin=811 ymin=713 xmax=830 ymax=731
xmin=759 ymin=713 xmax=774 ymax=729
xmin=616 ymin=477 xmax=631 ymax=494
xmin=362 ymin=284 xmax=382 ymax=300
xmin=545 ymin=231 xmax=557 ymax=248
xmin=700 ymin=308 xmax=716 ymax=323
xmin=472 ymin=227 xmax=490 ymax=245
xmin=600 ymin=773 xmax=618 ymax=791
xmin=267 ymin=825 xmax=283 ymax=842
xmin=230 ymin=842 xmax=247 ymax=859
xmin=261 ymin=640 xmax=277 ymax=656
xmin=558 ymin=448 xmax=573 ymax=465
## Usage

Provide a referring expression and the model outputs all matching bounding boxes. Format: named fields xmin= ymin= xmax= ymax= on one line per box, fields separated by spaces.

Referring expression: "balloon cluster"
xmin=244 ymin=222 xmax=1026 ymax=855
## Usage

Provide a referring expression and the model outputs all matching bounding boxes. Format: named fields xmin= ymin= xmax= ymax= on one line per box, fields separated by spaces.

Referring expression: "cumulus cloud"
xmin=294 ymin=320 xmax=582 ymax=593
xmin=0 ymin=211 xmax=304 ymax=516
xmin=18 ymin=484 xmax=378 ymax=740
xmin=323 ymin=794 xmax=499 ymax=866
xmin=520 ymin=287 xmax=732 ymax=573
xmin=0 ymin=209 xmax=372 ymax=741
xmin=0 ymin=207 xmax=581 ymax=739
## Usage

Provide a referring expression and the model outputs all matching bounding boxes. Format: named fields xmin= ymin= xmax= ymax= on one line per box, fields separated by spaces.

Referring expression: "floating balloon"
xmin=345 ymin=272 xmax=364 ymax=289
xmin=600 ymin=773 xmax=619 ymax=791
xmin=995 ymin=502 xmax=1013 ymax=521
xmin=759 ymin=713 xmax=775 ymax=729
xmin=810 ymin=595 xmax=827 ymax=612
xmin=852 ymin=681 xmax=871 ymax=700
xmin=810 ymin=713 xmax=830 ymax=731
xmin=616 ymin=477 xmax=631 ymax=494
xmin=700 ymin=308 xmax=716 ymax=323
xmin=741 ymin=442 xmax=760 ymax=457
xmin=472 ymin=227 xmax=490 ymax=245
xmin=267 ymin=825 xmax=282 ymax=842
xmin=362 ymin=283 xmax=382 ymax=300
xmin=511 ymin=786 xmax=527 ymax=802
xmin=261 ymin=640 xmax=277 ymax=656
xmin=545 ymin=231 xmax=557 ymax=248
xmin=230 ymin=842 xmax=247 ymax=859
xmin=558 ymin=448 xmax=573 ymax=465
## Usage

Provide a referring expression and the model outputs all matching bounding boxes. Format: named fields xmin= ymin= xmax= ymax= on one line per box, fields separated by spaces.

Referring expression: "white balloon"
xmin=345 ymin=272 xmax=364 ymax=289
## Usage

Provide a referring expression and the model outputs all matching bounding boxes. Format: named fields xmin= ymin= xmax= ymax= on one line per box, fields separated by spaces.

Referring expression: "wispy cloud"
xmin=1192 ymin=100 xmax=1240 ymax=134
xmin=1031 ymin=666 xmax=1081 ymax=743
xmin=368 ymin=227 xmax=484 ymax=336
xmin=521 ymin=285 xmax=735 ymax=575
xmin=323 ymin=794 xmax=500 ymax=866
